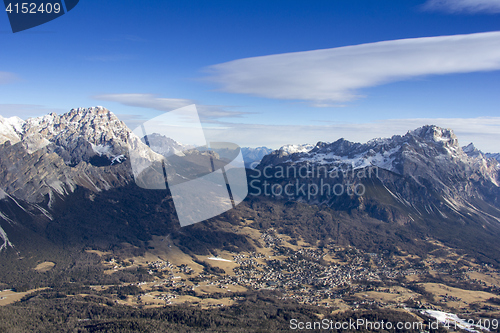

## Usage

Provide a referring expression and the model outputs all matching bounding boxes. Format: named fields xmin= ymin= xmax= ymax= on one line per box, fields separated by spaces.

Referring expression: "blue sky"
xmin=1 ymin=0 xmax=500 ymax=151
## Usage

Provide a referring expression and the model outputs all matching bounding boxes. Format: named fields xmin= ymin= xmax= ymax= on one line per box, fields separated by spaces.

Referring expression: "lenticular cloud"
xmin=205 ymin=31 xmax=500 ymax=104
xmin=422 ymin=0 xmax=500 ymax=13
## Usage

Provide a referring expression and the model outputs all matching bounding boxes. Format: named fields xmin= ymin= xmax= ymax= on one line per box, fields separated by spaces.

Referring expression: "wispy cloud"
xmin=0 ymin=72 xmax=20 ymax=85
xmin=204 ymin=31 xmax=500 ymax=105
xmin=0 ymin=104 xmax=64 ymax=119
xmin=201 ymin=117 xmax=500 ymax=154
xmin=93 ymin=93 xmax=252 ymax=121
xmin=422 ymin=0 xmax=500 ymax=13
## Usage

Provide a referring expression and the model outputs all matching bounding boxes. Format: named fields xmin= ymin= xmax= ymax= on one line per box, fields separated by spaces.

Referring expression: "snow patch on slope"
xmin=0 ymin=188 xmax=7 ymax=200
xmin=0 ymin=211 xmax=15 ymax=225
xmin=0 ymin=226 xmax=13 ymax=252
xmin=22 ymin=134 xmax=51 ymax=153
xmin=208 ymin=257 xmax=233 ymax=262
xmin=421 ymin=309 xmax=490 ymax=333
xmin=91 ymin=143 xmax=113 ymax=156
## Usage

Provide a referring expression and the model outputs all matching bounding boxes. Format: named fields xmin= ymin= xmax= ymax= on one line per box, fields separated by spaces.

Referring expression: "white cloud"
xmin=0 ymin=72 xmax=20 ymax=85
xmin=422 ymin=0 xmax=500 ymax=13
xmin=202 ymin=117 xmax=500 ymax=153
xmin=0 ymin=104 xmax=64 ymax=119
xmin=205 ymin=31 xmax=500 ymax=105
xmin=93 ymin=93 xmax=251 ymax=120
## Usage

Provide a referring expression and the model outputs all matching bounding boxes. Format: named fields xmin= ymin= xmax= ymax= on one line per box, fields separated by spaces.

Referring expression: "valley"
xmin=78 ymin=224 xmax=500 ymax=319
xmin=2 ymin=219 xmax=499 ymax=332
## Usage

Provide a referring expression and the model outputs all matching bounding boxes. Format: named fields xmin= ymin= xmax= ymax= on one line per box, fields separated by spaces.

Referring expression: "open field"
xmin=0 ymin=288 xmax=47 ymax=306
xmin=34 ymin=261 xmax=55 ymax=272
xmin=355 ymin=286 xmax=419 ymax=304
xmin=421 ymin=282 xmax=500 ymax=311
xmin=468 ymin=271 xmax=500 ymax=287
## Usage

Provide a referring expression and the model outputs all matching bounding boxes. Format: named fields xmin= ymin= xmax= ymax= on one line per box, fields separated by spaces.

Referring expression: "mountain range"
xmin=1 ymin=107 xmax=500 ymax=267
xmin=253 ymin=125 xmax=500 ymax=262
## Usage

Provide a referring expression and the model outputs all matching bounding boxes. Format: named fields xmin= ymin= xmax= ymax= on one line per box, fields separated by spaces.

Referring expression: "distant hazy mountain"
xmin=142 ymin=133 xmax=194 ymax=157
xmin=486 ymin=152 xmax=500 ymax=163
xmin=241 ymin=144 xmax=315 ymax=169
xmin=241 ymin=147 xmax=273 ymax=168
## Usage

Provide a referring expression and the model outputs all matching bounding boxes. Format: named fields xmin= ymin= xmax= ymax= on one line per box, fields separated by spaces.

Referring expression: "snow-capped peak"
xmin=19 ymin=107 xmax=132 ymax=163
xmin=3 ymin=116 xmax=25 ymax=133
xmin=462 ymin=142 xmax=484 ymax=159
xmin=462 ymin=142 xmax=477 ymax=154
xmin=0 ymin=115 xmax=25 ymax=145
xmin=278 ymin=143 xmax=315 ymax=155
xmin=408 ymin=125 xmax=458 ymax=145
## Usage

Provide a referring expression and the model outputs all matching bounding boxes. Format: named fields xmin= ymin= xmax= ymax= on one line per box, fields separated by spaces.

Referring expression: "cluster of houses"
xmin=103 ymin=231 xmax=499 ymax=313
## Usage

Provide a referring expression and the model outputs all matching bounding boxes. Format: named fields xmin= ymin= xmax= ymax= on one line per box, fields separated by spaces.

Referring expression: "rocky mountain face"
xmin=260 ymin=125 xmax=500 ymax=199
xmin=1 ymin=107 xmax=130 ymax=164
xmin=0 ymin=107 xmax=160 ymax=253
xmin=0 ymin=107 xmax=137 ymax=204
xmin=0 ymin=107 xmax=239 ymax=253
